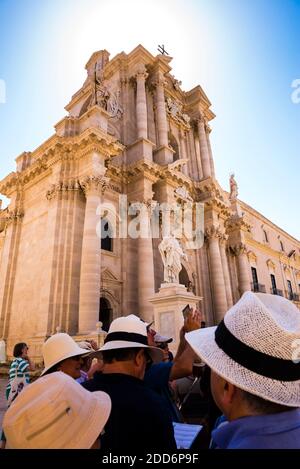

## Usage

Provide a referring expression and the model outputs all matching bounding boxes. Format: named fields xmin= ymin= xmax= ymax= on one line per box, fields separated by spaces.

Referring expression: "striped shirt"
xmin=6 ymin=357 xmax=30 ymax=398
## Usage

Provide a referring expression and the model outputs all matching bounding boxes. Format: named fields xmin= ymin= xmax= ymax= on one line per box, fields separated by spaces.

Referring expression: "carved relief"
xmin=166 ymin=97 xmax=190 ymax=127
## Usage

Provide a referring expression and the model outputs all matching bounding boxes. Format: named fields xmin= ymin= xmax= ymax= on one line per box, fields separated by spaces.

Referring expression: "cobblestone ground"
xmin=0 ymin=377 xmax=8 ymax=435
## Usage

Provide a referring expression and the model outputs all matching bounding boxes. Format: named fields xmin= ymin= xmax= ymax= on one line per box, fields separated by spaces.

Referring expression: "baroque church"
xmin=0 ymin=45 xmax=299 ymax=360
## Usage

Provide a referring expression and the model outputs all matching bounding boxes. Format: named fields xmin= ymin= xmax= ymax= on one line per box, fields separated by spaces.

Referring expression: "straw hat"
xmin=186 ymin=292 xmax=300 ymax=407
xmin=100 ymin=314 xmax=163 ymax=363
xmin=3 ymin=372 xmax=111 ymax=449
xmin=41 ymin=333 xmax=91 ymax=376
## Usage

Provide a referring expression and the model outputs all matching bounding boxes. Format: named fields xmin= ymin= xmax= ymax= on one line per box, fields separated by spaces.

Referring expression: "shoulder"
xmin=144 ymin=362 xmax=173 ymax=385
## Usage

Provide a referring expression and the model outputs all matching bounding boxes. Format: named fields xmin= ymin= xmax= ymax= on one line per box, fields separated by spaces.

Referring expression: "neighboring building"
xmin=0 ymin=45 xmax=299 ymax=359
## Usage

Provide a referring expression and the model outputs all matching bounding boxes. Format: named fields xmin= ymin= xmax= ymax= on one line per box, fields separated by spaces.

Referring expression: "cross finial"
xmin=158 ymin=44 xmax=169 ymax=56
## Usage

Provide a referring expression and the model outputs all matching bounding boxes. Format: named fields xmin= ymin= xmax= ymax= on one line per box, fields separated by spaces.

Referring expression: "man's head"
xmin=100 ymin=315 xmax=163 ymax=378
xmin=186 ymin=292 xmax=300 ymax=420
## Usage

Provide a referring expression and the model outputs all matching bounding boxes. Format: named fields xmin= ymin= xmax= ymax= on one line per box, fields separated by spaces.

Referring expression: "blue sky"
xmin=0 ymin=0 xmax=299 ymax=238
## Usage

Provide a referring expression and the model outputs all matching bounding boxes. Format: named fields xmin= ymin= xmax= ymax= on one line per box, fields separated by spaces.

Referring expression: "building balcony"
xmin=251 ymin=283 xmax=266 ymax=293
xmin=270 ymin=287 xmax=283 ymax=296
xmin=285 ymin=291 xmax=300 ymax=302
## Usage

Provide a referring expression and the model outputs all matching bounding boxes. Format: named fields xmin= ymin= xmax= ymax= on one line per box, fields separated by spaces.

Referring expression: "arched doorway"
xmin=99 ymin=298 xmax=113 ymax=332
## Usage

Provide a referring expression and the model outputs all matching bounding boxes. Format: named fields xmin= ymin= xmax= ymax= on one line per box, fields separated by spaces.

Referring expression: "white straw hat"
xmin=3 ymin=372 xmax=111 ymax=449
xmin=41 ymin=333 xmax=91 ymax=376
xmin=100 ymin=314 xmax=163 ymax=363
xmin=186 ymin=292 xmax=300 ymax=407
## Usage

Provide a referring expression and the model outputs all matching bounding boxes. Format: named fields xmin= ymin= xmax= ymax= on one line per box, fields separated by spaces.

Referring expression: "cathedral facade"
xmin=0 ymin=45 xmax=299 ymax=360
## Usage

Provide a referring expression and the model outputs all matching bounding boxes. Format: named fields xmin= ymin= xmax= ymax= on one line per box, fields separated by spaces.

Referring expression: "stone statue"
xmin=229 ymin=173 xmax=238 ymax=201
xmin=158 ymin=235 xmax=188 ymax=284
xmin=0 ymin=339 xmax=7 ymax=363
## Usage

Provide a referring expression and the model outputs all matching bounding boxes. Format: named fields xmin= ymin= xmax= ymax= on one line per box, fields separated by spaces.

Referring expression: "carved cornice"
xmin=0 ymin=157 xmax=49 ymax=197
xmin=125 ymin=159 xmax=161 ymax=184
xmin=226 ymin=214 xmax=252 ymax=234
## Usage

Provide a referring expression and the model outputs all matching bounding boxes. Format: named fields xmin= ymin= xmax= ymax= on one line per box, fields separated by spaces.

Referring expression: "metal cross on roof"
xmin=158 ymin=44 xmax=169 ymax=56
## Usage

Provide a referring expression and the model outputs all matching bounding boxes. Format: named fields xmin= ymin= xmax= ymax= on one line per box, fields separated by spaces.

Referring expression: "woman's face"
xmin=21 ymin=344 xmax=29 ymax=357
xmin=57 ymin=355 xmax=84 ymax=379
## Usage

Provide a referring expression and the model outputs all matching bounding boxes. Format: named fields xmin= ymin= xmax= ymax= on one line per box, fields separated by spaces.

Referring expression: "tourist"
xmin=82 ymin=315 xmax=177 ymax=452
xmin=3 ymin=372 xmax=111 ymax=449
xmin=186 ymin=292 xmax=300 ymax=449
xmin=154 ymin=332 xmax=173 ymax=362
xmin=41 ymin=333 xmax=91 ymax=379
xmin=1 ymin=342 xmax=35 ymax=449
xmin=144 ymin=309 xmax=201 ymax=422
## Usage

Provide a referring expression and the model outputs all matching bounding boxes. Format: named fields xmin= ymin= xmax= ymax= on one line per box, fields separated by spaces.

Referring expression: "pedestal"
xmin=149 ymin=283 xmax=202 ymax=354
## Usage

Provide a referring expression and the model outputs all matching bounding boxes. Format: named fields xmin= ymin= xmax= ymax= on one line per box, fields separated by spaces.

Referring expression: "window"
xmin=287 ymin=280 xmax=293 ymax=300
xmin=251 ymin=267 xmax=258 ymax=288
xmin=101 ymin=219 xmax=113 ymax=252
xmin=270 ymin=274 xmax=277 ymax=293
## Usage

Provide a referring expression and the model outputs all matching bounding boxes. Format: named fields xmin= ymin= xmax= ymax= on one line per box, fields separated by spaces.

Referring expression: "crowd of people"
xmin=1 ymin=291 xmax=300 ymax=450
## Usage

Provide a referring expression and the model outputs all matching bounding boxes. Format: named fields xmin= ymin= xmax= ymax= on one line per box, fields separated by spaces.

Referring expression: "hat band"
xmin=215 ymin=320 xmax=300 ymax=381
xmin=104 ymin=331 xmax=148 ymax=346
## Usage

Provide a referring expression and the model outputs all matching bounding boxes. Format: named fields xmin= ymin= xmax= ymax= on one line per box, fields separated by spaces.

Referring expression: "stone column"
xmin=206 ymin=227 xmax=228 ymax=322
xmin=219 ymin=235 xmax=233 ymax=308
xmin=137 ymin=199 xmax=156 ymax=323
xmin=197 ymin=115 xmax=211 ymax=179
xmin=78 ymin=176 xmax=107 ymax=334
xmin=0 ymin=206 xmax=24 ymax=339
xmin=135 ymin=66 xmax=149 ymax=140
xmin=155 ymin=75 xmax=169 ymax=147
xmin=206 ymin=123 xmax=216 ymax=178
xmin=234 ymin=243 xmax=251 ymax=295
xmin=179 ymin=128 xmax=188 ymax=176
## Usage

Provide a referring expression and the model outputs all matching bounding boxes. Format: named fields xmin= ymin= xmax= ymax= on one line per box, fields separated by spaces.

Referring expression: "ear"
xmin=135 ymin=348 xmax=145 ymax=366
xmin=223 ymin=380 xmax=237 ymax=406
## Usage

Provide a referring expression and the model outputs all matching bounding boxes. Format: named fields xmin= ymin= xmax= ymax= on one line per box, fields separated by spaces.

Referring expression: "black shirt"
xmin=82 ymin=373 xmax=177 ymax=453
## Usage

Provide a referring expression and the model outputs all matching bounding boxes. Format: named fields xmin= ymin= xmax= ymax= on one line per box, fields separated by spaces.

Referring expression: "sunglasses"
xmin=157 ymin=343 xmax=168 ymax=350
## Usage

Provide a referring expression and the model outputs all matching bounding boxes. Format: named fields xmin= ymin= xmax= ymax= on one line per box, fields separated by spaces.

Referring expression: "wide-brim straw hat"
xmin=41 ymin=333 xmax=92 ymax=376
xmin=3 ymin=372 xmax=111 ymax=449
xmin=186 ymin=292 xmax=300 ymax=407
xmin=100 ymin=314 xmax=163 ymax=363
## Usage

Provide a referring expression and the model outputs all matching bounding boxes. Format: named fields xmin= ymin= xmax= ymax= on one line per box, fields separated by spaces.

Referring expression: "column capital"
xmin=135 ymin=65 xmax=149 ymax=81
xmin=230 ymin=242 xmax=248 ymax=257
xmin=46 ymin=179 xmax=80 ymax=201
xmin=219 ymin=233 xmax=229 ymax=246
xmin=79 ymin=175 xmax=109 ymax=196
xmin=205 ymin=225 xmax=223 ymax=242
xmin=5 ymin=207 xmax=24 ymax=226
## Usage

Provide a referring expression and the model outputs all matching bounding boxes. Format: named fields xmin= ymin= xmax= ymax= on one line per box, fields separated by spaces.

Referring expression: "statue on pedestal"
xmin=158 ymin=235 xmax=187 ymax=284
xmin=229 ymin=173 xmax=238 ymax=201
